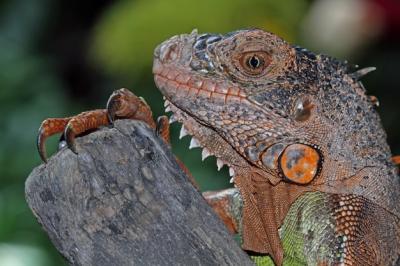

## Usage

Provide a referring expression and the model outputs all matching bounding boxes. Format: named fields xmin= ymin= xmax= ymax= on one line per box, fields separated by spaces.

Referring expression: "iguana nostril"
xmin=159 ymin=42 xmax=179 ymax=63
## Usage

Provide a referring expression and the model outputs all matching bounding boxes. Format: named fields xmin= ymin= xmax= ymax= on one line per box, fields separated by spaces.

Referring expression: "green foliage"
xmin=0 ymin=0 xmax=70 ymax=265
xmin=90 ymin=0 xmax=309 ymax=80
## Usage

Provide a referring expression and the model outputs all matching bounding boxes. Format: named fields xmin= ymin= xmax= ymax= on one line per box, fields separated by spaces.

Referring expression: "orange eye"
xmin=239 ymin=51 xmax=271 ymax=76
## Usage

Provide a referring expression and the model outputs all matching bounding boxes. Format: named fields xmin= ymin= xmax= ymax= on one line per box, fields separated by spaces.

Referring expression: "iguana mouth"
xmin=153 ymin=66 xmax=247 ymax=176
xmin=153 ymin=65 xmax=248 ymax=104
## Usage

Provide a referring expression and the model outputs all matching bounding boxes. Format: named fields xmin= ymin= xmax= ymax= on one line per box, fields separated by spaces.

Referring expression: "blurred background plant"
xmin=0 ymin=0 xmax=399 ymax=264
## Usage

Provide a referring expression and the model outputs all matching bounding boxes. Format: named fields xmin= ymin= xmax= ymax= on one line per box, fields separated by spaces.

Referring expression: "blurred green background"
xmin=0 ymin=0 xmax=399 ymax=265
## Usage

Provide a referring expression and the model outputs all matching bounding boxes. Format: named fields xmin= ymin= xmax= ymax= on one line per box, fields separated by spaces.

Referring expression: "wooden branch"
xmin=25 ymin=120 xmax=252 ymax=266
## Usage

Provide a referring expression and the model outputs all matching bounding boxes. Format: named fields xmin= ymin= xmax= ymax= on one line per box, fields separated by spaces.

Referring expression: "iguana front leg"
xmin=37 ymin=88 xmax=199 ymax=187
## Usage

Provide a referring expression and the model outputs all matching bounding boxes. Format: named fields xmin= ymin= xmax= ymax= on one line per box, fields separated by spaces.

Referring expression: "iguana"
xmin=37 ymin=29 xmax=400 ymax=265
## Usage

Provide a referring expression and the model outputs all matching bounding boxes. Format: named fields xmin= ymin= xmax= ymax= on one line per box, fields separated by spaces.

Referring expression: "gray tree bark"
xmin=25 ymin=120 xmax=252 ymax=266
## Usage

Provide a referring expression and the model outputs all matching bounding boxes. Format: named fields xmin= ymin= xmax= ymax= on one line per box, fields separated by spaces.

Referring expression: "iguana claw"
xmin=64 ymin=123 xmax=78 ymax=154
xmin=37 ymin=117 xmax=70 ymax=162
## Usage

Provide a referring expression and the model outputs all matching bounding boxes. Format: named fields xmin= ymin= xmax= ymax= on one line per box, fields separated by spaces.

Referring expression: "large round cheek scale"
xmin=279 ymin=143 xmax=320 ymax=184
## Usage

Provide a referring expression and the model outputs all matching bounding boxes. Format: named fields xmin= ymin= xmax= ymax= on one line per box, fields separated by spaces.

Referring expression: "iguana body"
xmin=37 ymin=29 xmax=400 ymax=265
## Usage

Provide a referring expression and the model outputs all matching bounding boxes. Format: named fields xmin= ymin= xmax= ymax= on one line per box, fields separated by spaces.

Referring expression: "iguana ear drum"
xmin=293 ymin=97 xmax=314 ymax=122
xmin=278 ymin=143 xmax=320 ymax=184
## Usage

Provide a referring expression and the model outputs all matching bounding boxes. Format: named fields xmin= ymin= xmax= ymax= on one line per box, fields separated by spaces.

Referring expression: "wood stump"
xmin=25 ymin=120 xmax=252 ymax=265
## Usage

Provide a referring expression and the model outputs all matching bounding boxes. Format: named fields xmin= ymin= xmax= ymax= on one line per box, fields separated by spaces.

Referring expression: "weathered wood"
xmin=25 ymin=120 xmax=252 ymax=266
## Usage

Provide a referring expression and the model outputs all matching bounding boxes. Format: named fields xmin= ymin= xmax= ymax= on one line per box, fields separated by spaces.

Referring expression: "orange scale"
xmin=202 ymin=80 xmax=216 ymax=92
xmin=227 ymin=87 xmax=240 ymax=96
xmin=176 ymin=73 xmax=191 ymax=84
xmin=166 ymin=69 xmax=179 ymax=80
xmin=176 ymin=84 xmax=189 ymax=97
xmin=161 ymin=67 xmax=170 ymax=77
xmin=214 ymin=83 xmax=229 ymax=94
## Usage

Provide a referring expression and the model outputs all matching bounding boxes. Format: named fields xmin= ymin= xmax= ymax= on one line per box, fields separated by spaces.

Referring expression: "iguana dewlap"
xmin=37 ymin=29 xmax=400 ymax=266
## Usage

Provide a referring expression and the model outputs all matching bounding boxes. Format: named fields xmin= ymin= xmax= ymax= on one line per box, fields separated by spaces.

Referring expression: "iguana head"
xmin=153 ymin=28 xmax=393 ymax=187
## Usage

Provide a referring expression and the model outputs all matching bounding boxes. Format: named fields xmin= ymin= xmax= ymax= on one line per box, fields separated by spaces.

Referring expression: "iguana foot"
xmin=37 ymin=88 xmax=169 ymax=162
xmin=106 ymin=88 xmax=156 ymax=128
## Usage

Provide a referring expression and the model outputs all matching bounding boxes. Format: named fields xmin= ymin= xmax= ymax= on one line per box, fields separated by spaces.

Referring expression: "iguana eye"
xmin=239 ymin=51 xmax=271 ymax=76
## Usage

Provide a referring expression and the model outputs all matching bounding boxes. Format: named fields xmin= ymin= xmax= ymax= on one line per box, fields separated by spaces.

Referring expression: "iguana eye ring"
xmin=239 ymin=51 xmax=271 ymax=76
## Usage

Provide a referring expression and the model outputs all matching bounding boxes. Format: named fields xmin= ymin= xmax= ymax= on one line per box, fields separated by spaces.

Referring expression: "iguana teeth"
xmin=165 ymin=106 xmax=171 ymax=112
xmin=169 ymin=115 xmax=177 ymax=124
xmin=179 ymin=125 xmax=188 ymax=139
xmin=201 ymin=148 xmax=211 ymax=161
xmin=217 ymin=159 xmax=224 ymax=171
xmin=189 ymin=138 xmax=200 ymax=149
xmin=229 ymin=168 xmax=235 ymax=177
xmin=164 ymin=100 xmax=170 ymax=107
